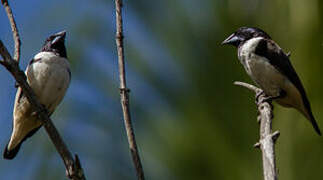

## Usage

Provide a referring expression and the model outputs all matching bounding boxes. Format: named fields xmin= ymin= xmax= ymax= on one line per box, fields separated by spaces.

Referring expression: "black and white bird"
xmin=3 ymin=31 xmax=71 ymax=159
xmin=222 ymin=27 xmax=321 ymax=135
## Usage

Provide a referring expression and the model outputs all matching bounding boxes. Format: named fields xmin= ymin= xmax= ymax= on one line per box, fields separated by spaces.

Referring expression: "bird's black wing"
xmin=255 ymin=39 xmax=321 ymax=135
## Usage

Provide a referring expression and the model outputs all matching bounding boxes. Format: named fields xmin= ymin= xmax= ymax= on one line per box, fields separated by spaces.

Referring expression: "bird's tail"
xmin=300 ymin=106 xmax=322 ymax=135
xmin=307 ymin=112 xmax=321 ymax=136
xmin=3 ymin=142 xmax=22 ymax=159
xmin=3 ymin=126 xmax=41 ymax=160
xmin=297 ymin=95 xmax=321 ymax=135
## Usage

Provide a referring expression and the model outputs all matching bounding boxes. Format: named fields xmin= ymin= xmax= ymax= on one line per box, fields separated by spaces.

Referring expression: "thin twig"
xmin=0 ymin=2 xmax=85 ymax=179
xmin=233 ymin=81 xmax=260 ymax=93
xmin=114 ymin=0 xmax=145 ymax=179
xmin=1 ymin=0 xmax=21 ymax=62
xmin=234 ymin=81 xmax=279 ymax=180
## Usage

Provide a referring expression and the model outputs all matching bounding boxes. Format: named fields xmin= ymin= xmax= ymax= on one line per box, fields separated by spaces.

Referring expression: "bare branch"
xmin=114 ymin=0 xmax=145 ymax=179
xmin=1 ymin=0 xmax=21 ymax=62
xmin=0 ymin=2 xmax=85 ymax=179
xmin=234 ymin=81 xmax=260 ymax=93
xmin=234 ymin=81 xmax=279 ymax=180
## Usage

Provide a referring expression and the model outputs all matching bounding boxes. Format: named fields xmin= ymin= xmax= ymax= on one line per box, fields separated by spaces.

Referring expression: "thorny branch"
xmin=0 ymin=1 xmax=85 ymax=180
xmin=234 ymin=81 xmax=279 ymax=180
xmin=114 ymin=0 xmax=145 ymax=179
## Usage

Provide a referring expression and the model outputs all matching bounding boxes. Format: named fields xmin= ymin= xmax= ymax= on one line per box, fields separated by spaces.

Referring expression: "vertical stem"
xmin=234 ymin=81 xmax=279 ymax=180
xmin=114 ymin=0 xmax=145 ymax=179
xmin=257 ymin=99 xmax=279 ymax=180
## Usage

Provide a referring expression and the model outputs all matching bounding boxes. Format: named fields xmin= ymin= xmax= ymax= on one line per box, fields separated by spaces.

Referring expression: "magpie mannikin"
xmin=222 ymin=27 xmax=321 ymax=135
xmin=3 ymin=31 xmax=71 ymax=159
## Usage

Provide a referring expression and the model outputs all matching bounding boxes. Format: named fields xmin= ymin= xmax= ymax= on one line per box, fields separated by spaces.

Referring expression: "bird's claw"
xmin=31 ymin=104 xmax=49 ymax=117
xmin=256 ymin=96 xmax=272 ymax=106
xmin=255 ymin=90 xmax=265 ymax=104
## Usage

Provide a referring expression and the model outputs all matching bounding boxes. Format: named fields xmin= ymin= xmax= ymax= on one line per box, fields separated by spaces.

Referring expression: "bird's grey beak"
xmin=52 ymin=30 xmax=66 ymax=44
xmin=222 ymin=33 xmax=240 ymax=46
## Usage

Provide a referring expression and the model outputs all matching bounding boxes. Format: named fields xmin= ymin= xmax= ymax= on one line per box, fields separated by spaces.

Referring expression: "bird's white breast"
xmin=26 ymin=51 xmax=70 ymax=113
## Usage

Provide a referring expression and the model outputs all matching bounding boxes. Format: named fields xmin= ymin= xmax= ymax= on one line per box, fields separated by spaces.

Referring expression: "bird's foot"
xmin=256 ymin=95 xmax=275 ymax=106
xmin=31 ymin=104 xmax=49 ymax=117
xmin=256 ymin=90 xmax=286 ymax=106
xmin=255 ymin=90 xmax=265 ymax=104
xmin=14 ymin=71 xmax=27 ymax=88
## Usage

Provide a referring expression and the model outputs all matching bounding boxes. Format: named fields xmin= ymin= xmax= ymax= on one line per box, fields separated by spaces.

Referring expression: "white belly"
xmin=26 ymin=52 xmax=70 ymax=113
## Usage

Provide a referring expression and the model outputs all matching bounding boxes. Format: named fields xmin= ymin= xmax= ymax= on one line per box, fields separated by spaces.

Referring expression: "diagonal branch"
xmin=114 ymin=0 xmax=145 ymax=179
xmin=1 ymin=1 xmax=85 ymax=180
xmin=234 ymin=81 xmax=279 ymax=180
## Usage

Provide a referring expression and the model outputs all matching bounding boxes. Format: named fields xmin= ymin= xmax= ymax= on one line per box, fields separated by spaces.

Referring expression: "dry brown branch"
xmin=1 ymin=0 xmax=21 ymax=62
xmin=114 ymin=0 xmax=145 ymax=179
xmin=0 ymin=1 xmax=85 ymax=179
xmin=234 ymin=81 xmax=279 ymax=180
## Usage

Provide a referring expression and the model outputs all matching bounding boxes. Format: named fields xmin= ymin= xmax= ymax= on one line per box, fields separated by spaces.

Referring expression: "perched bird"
xmin=222 ymin=27 xmax=321 ymax=135
xmin=3 ymin=31 xmax=71 ymax=159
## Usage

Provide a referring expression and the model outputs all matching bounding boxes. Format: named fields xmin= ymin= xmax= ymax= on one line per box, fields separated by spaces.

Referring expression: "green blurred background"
xmin=1 ymin=0 xmax=323 ymax=179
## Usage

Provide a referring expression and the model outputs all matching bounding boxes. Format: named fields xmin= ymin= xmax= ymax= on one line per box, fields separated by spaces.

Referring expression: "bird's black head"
xmin=41 ymin=30 xmax=67 ymax=58
xmin=222 ymin=27 xmax=271 ymax=47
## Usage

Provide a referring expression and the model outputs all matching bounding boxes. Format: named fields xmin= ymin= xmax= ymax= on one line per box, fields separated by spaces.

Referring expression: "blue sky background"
xmin=0 ymin=1 xmax=161 ymax=179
